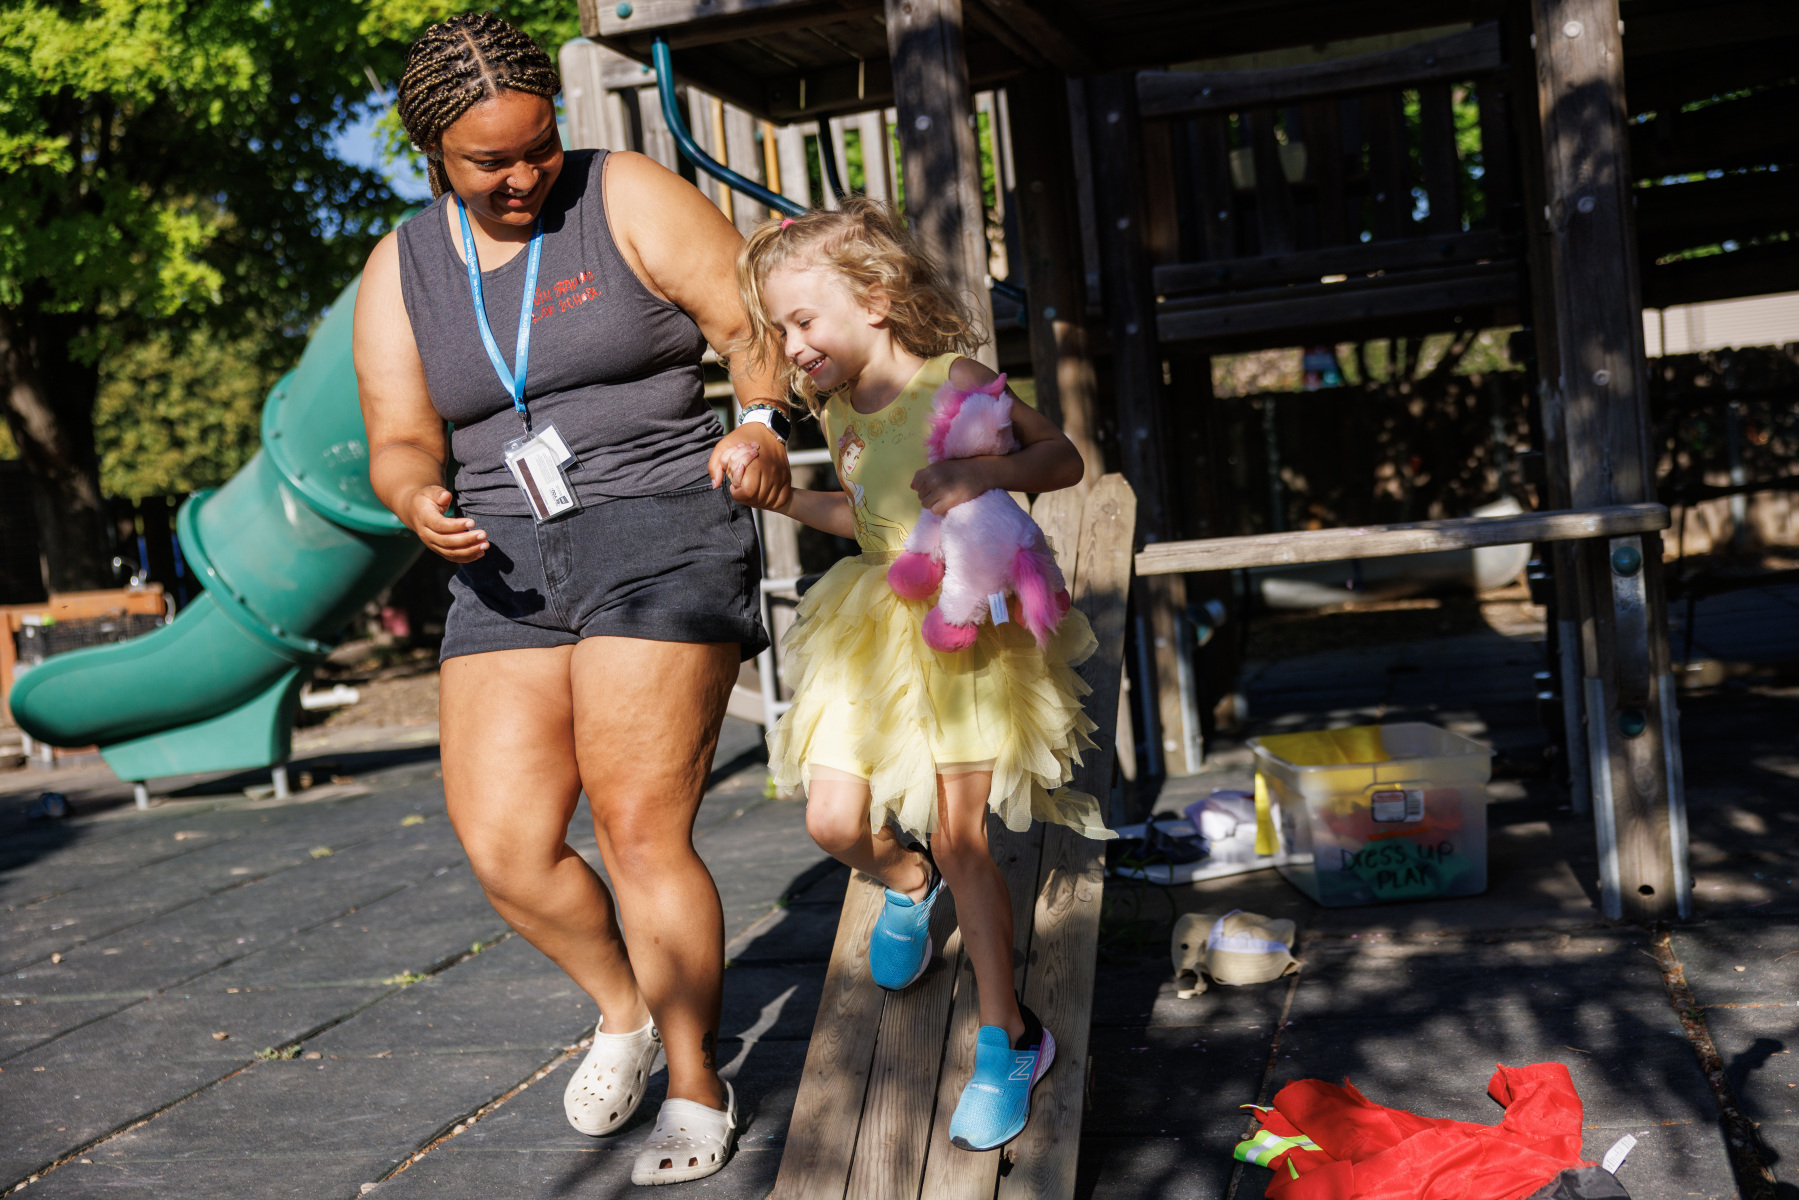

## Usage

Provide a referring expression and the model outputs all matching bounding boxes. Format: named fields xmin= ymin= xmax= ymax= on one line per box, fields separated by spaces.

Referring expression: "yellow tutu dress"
xmin=766 ymin=353 xmax=1114 ymax=842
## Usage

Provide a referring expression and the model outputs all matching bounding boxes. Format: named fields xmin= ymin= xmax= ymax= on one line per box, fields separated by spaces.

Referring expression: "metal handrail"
xmin=652 ymin=39 xmax=803 ymax=218
xmin=650 ymin=37 xmax=1025 ymax=306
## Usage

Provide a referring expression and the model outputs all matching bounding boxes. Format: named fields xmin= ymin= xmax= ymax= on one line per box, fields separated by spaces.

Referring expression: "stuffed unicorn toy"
xmin=887 ymin=374 xmax=1070 ymax=652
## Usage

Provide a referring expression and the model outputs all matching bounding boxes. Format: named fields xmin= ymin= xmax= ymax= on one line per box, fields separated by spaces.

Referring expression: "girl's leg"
xmin=570 ymin=636 xmax=738 ymax=1111
xmin=930 ymin=770 xmax=1025 ymax=1044
xmin=803 ymin=770 xmax=931 ymax=899
xmin=440 ymin=648 xmax=651 ymax=1037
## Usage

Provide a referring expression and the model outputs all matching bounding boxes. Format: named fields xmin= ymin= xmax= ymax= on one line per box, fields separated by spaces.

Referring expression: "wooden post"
xmin=776 ymin=123 xmax=812 ymax=209
xmin=724 ymin=103 xmax=764 ymax=233
xmin=1505 ymin=11 xmax=1591 ymax=812
xmin=884 ymin=0 xmax=998 ymax=368
xmin=1085 ymin=71 xmax=1193 ymax=780
xmin=1529 ymin=0 xmax=1689 ymax=920
xmin=1007 ymin=70 xmax=1105 ymax=487
xmin=856 ymin=110 xmax=890 ymax=203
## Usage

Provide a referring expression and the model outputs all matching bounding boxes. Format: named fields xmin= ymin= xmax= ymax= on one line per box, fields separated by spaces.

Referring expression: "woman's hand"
xmin=711 ymin=423 xmax=791 ymax=510
xmin=404 ymin=486 xmax=489 ymax=563
xmin=911 ymin=459 xmax=1000 ymax=515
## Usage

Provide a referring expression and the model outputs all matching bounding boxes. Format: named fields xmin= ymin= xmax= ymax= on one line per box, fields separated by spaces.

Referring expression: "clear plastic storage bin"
xmin=1248 ymin=723 xmax=1490 ymax=907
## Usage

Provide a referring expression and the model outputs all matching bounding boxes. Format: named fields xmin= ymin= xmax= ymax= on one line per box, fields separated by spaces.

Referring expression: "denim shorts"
xmin=440 ymin=481 xmax=768 ymax=662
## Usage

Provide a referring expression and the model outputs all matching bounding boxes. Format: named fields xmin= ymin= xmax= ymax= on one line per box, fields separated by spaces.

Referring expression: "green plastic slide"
xmin=11 ymin=277 xmax=422 ymax=782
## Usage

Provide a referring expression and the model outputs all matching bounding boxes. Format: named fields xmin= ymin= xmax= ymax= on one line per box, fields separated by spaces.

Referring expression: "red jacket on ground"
xmin=1250 ymin=1063 xmax=1591 ymax=1200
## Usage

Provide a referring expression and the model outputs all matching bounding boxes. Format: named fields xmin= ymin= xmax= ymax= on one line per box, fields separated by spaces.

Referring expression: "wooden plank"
xmin=1363 ymin=89 xmax=1409 ymax=242
xmin=1633 ymin=171 xmax=1799 ymax=260
xmin=1645 ymin=238 xmax=1799 ymax=309
xmin=1243 ymin=108 xmax=1295 ymax=255
xmin=1531 ymin=0 xmax=1686 ymax=922
xmin=1190 ymin=114 xmax=1237 ymax=262
xmin=1157 ymin=262 xmax=1517 ymax=344
xmin=1087 ymin=73 xmax=1191 ymax=780
xmin=1009 ymin=70 xmax=1106 ymax=487
xmin=1418 ymin=80 xmax=1460 ymax=235
xmin=1135 ymin=502 xmax=1669 ymax=575
xmin=997 ymin=824 xmax=1104 ymax=1200
xmin=597 ymin=0 xmax=873 ymax=39
xmin=968 ymin=0 xmax=1092 ymax=76
xmin=1137 ymin=24 xmax=1502 ymax=118
xmin=886 ymin=0 xmax=998 ymax=369
xmin=846 ymin=891 xmax=967 ymax=1199
xmin=996 ymin=474 xmax=1135 ymax=1199
xmin=1032 ymin=489 xmax=1083 ymax=580
xmin=1070 ymin=475 xmax=1136 ymax=799
xmin=916 ymin=823 xmax=1044 ymax=1199
xmin=1298 ymin=99 xmax=1348 ymax=247
xmin=768 ymin=873 xmax=888 ymax=1200
xmin=1153 ymin=230 xmax=1510 ymax=296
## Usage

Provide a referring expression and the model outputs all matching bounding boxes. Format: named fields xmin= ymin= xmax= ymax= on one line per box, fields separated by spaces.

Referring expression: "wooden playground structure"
xmin=556 ymin=0 xmax=1793 ymax=1193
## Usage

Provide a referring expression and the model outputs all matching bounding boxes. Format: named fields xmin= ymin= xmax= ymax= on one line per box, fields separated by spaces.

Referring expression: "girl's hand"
xmin=406 ymin=486 xmax=488 ymax=563
xmin=717 ymin=441 xmax=760 ymax=489
xmin=911 ymin=459 xmax=998 ymax=515
xmin=711 ymin=423 xmax=792 ymax=510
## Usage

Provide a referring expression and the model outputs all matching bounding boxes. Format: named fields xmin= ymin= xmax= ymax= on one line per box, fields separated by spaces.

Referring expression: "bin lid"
xmin=259 ymin=277 xmax=406 ymax=535
xmin=1248 ymin=722 xmax=1491 ymax=769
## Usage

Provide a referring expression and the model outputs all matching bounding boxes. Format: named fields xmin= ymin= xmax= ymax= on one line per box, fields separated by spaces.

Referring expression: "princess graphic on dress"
xmin=836 ymin=423 xmax=908 ymax=550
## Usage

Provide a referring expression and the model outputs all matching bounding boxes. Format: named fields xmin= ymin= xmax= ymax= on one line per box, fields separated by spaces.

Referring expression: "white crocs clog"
xmin=564 ymin=1018 xmax=660 ymax=1136
xmin=630 ymin=1081 xmax=737 ymax=1186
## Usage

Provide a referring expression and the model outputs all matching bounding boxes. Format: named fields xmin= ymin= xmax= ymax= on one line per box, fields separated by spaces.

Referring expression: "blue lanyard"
xmin=457 ymin=198 xmax=544 ymax=426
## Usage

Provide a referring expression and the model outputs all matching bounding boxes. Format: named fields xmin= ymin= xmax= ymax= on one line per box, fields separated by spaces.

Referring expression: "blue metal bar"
xmin=650 ymin=38 xmax=1023 ymax=305
xmin=651 ymin=39 xmax=803 ymax=218
xmin=815 ymin=125 xmax=847 ymax=203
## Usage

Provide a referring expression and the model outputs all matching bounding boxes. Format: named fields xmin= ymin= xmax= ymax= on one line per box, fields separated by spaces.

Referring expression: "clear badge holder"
xmin=503 ymin=422 xmax=580 ymax=523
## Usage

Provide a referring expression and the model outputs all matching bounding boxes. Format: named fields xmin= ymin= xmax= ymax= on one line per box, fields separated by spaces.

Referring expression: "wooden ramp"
xmin=771 ymin=475 xmax=1136 ymax=1200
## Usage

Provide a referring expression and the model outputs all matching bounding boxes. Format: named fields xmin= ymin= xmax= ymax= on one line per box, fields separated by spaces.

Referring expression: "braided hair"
xmin=397 ymin=12 xmax=562 ymax=198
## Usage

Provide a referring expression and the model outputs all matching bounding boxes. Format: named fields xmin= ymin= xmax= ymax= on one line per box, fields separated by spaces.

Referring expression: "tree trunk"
xmin=0 ymin=297 xmax=115 ymax=594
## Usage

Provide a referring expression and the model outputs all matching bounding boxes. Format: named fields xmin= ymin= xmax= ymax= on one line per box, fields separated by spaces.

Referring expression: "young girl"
xmin=726 ymin=198 xmax=1114 ymax=1151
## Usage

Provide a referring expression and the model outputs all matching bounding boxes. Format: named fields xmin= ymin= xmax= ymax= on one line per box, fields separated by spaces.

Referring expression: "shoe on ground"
xmin=948 ymin=1004 xmax=1055 ymax=1151
xmin=631 ymin=1081 xmax=737 ymax=1186
xmin=564 ymin=1018 xmax=660 ymax=1136
xmin=869 ymin=867 xmax=942 ymax=990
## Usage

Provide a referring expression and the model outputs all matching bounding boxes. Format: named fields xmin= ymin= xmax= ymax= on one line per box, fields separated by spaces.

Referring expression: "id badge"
xmin=503 ymin=423 xmax=579 ymax=523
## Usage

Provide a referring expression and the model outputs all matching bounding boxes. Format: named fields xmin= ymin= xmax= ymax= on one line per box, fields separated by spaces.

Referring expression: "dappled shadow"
xmin=1068 ymin=593 xmax=1799 ymax=1197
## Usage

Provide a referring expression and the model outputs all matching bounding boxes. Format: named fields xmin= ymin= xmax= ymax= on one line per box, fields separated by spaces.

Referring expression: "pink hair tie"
xmin=780 ymin=217 xmax=796 ymax=230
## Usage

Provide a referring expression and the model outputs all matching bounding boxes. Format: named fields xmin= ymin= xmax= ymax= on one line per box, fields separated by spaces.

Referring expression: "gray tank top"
xmin=397 ymin=149 xmax=719 ymax=516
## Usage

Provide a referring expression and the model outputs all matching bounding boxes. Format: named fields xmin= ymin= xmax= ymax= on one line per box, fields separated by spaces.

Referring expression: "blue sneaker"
xmin=949 ymin=1005 xmax=1056 ymax=1151
xmin=868 ymin=868 xmax=941 ymax=990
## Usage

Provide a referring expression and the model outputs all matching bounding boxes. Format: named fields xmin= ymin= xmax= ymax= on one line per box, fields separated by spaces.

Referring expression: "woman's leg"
xmin=440 ymin=648 xmax=650 ymax=1033
xmin=804 ymin=771 xmax=931 ymax=899
xmin=931 ymin=771 xmax=1026 ymax=1043
xmin=569 ymin=636 xmax=737 ymax=1111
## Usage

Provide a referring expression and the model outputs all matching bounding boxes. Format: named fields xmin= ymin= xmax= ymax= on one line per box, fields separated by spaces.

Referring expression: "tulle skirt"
xmin=766 ymin=554 xmax=1114 ymax=842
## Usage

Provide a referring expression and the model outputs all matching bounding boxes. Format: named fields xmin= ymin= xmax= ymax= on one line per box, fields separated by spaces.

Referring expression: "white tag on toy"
xmin=988 ymin=592 xmax=1010 ymax=624
xmin=1601 ymin=1134 xmax=1636 ymax=1175
xmin=504 ymin=423 xmax=579 ymax=522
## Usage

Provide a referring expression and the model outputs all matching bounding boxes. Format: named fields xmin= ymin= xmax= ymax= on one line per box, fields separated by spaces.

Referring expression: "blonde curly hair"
xmin=736 ymin=197 xmax=986 ymax=414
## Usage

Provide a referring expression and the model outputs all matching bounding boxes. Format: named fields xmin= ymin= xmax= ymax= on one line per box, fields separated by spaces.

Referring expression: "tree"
xmin=95 ymin=325 xmax=286 ymax=501
xmin=0 ymin=0 xmax=575 ymax=593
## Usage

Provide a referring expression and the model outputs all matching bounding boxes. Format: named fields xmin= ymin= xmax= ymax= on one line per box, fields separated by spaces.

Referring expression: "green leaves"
xmin=94 ymin=324 xmax=286 ymax=500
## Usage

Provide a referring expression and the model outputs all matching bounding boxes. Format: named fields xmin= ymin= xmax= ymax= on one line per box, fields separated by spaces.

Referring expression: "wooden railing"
xmin=1135 ymin=503 xmax=1669 ymax=575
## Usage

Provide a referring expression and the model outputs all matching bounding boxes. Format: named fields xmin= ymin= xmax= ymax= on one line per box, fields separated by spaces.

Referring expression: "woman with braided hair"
xmin=353 ymin=12 xmax=789 ymax=1186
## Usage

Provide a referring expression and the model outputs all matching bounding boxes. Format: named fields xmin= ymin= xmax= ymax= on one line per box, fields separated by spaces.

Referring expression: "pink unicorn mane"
xmin=924 ymin=373 xmax=1009 ymax=464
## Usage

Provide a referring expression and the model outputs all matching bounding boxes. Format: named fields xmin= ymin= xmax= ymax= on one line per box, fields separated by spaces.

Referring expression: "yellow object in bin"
xmin=1249 ymin=722 xmax=1491 ymax=907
